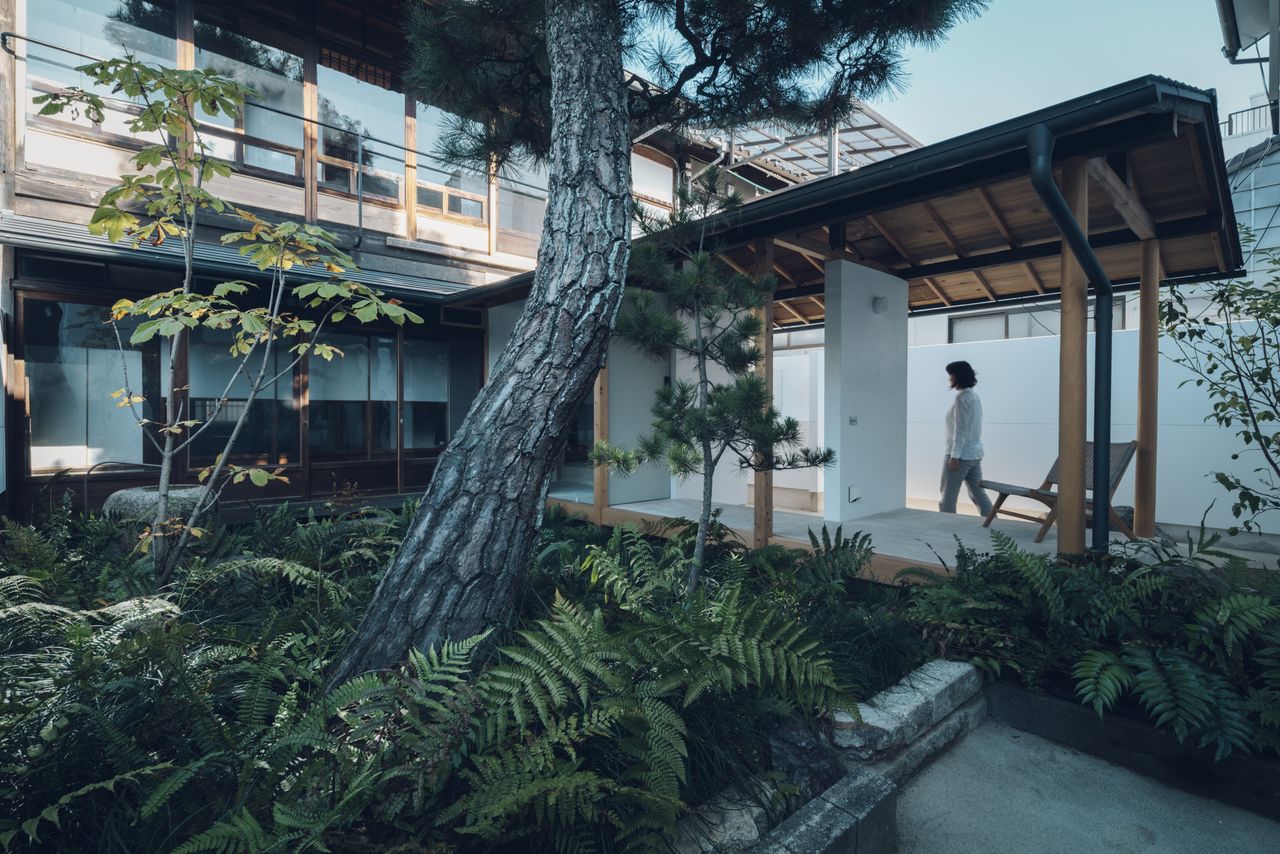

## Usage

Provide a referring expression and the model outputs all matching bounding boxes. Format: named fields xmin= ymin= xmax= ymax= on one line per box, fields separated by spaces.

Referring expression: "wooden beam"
xmin=719 ymin=253 xmax=752 ymax=276
xmin=1021 ymin=262 xmax=1047 ymax=294
xmin=592 ymin=366 xmax=609 ymax=526
xmin=776 ymin=299 xmax=809 ymax=325
xmin=771 ymin=262 xmax=799 ymax=286
xmin=797 ymin=252 xmax=827 ymax=275
xmin=774 ymin=233 xmax=837 ymax=261
xmin=921 ymin=200 xmax=966 ymax=259
xmin=1087 ymin=157 xmax=1156 ymax=240
xmin=404 ymin=93 xmax=419 ymax=243
xmin=972 ymin=269 xmax=998 ymax=301
xmin=865 ymin=212 xmax=914 ymax=265
xmin=302 ymin=40 xmax=319 ymax=223
xmin=806 ymin=295 xmax=825 ymax=318
xmin=1058 ymin=156 xmax=1089 ymax=555
xmin=753 ymin=240 xmax=775 ymax=548
xmin=974 ymin=187 xmax=1017 ymax=248
xmin=922 ymin=277 xmax=952 ymax=306
xmin=1134 ymin=240 xmax=1161 ymax=538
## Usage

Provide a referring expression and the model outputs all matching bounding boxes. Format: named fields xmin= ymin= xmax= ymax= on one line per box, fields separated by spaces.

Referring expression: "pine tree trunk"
xmin=331 ymin=0 xmax=631 ymax=681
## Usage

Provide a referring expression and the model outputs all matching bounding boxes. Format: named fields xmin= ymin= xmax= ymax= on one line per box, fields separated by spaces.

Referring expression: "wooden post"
xmin=302 ymin=41 xmax=319 ymax=223
xmin=592 ymin=366 xmax=609 ymax=526
xmin=175 ymin=1 xmax=194 ymax=69
xmin=1134 ymin=240 xmax=1161 ymax=537
xmin=753 ymin=239 xmax=775 ymax=548
xmin=404 ymin=94 xmax=417 ymax=242
xmin=1057 ymin=157 xmax=1089 ymax=554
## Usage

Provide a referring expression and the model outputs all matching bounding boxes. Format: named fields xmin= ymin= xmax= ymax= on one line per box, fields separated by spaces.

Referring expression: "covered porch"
xmin=488 ymin=76 xmax=1241 ymax=569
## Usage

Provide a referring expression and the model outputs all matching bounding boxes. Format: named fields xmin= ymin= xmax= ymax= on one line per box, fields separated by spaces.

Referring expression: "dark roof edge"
xmin=450 ymin=75 xmax=1239 ymax=308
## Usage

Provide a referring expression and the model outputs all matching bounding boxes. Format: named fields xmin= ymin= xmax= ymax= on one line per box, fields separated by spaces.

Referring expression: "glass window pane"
xmin=318 ymin=56 xmax=404 ymax=200
xmin=28 ymin=0 xmax=176 ymax=104
xmin=499 ymin=158 xmax=548 ymax=235
xmin=25 ymin=300 xmax=160 ymax=472
xmin=417 ymin=186 xmax=444 ymax=210
xmin=949 ymin=313 xmax=1006 ymax=344
xmin=404 ymin=339 xmax=448 ymax=451
xmin=448 ymin=194 xmax=484 ymax=219
xmin=187 ymin=326 xmax=297 ymax=465
xmin=308 ymin=332 xmax=395 ymax=459
xmin=194 ymin=21 xmax=304 ymax=175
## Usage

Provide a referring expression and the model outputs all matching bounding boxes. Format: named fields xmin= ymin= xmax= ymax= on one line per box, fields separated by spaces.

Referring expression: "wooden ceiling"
xmin=720 ymin=132 xmax=1227 ymax=328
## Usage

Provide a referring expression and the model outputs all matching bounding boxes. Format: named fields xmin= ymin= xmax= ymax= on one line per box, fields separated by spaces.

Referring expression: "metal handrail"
xmin=1220 ymin=103 xmax=1270 ymax=137
xmin=1 ymin=30 xmax=548 ymax=197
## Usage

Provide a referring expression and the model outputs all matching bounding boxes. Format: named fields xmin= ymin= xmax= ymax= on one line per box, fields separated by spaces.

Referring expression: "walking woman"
xmin=940 ymin=360 xmax=993 ymax=517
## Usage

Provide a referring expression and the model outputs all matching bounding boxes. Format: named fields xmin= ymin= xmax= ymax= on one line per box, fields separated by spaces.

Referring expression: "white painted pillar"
xmin=823 ymin=260 xmax=909 ymax=523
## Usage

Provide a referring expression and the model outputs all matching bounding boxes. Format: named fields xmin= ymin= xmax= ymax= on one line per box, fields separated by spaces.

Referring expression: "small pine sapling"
xmin=595 ymin=170 xmax=833 ymax=591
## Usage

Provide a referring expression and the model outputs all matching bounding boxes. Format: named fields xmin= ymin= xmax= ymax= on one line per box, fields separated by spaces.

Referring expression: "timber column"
xmin=752 ymin=239 xmax=775 ymax=548
xmin=1134 ymin=240 xmax=1161 ymax=537
xmin=1057 ymin=157 xmax=1089 ymax=554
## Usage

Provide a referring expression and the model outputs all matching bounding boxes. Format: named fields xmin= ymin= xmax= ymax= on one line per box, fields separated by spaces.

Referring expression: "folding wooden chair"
xmin=980 ymin=441 xmax=1138 ymax=543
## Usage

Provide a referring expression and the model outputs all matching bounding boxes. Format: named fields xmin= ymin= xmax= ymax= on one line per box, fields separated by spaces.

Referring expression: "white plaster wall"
xmin=606 ymin=339 xmax=671 ymax=505
xmin=486 ymin=301 xmax=524 ymax=378
xmin=670 ymin=346 xmax=754 ymax=506
xmin=906 ymin=331 xmax=1262 ymax=531
xmin=824 ymin=261 xmax=909 ymax=522
xmin=772 ymin=347 xmax=825 ymax=494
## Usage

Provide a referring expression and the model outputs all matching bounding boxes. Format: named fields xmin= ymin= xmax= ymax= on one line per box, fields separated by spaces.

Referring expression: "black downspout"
xmin=1027 ymin=123 xmax=1113 ymax=555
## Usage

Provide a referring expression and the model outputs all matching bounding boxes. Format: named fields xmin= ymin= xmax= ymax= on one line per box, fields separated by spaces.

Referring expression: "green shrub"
xmin=902 ymin=531 xmax=1280 ymax=759
xmin=1 ymin=508 xmax=900 ymax=852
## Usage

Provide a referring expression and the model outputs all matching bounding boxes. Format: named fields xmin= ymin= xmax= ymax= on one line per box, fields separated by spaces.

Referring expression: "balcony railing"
xmin=1221 ymin=103 xmax=1272 ymax=138
xmin=6 ymin=31 xmax=550 ymax=257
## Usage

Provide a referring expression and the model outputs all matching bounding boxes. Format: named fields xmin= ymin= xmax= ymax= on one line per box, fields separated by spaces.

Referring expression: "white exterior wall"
xmin=606 ymin=339 xmax=671 ymax=505
xmin=670 ymin=343 xmax=755 ymax=506
xmin=823 ymin=260 xmax=910 ymax=522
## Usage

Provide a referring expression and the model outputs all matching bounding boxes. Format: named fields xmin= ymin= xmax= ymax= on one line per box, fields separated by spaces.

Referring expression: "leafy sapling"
xmin=594 ymin=170 xmax=833 ymax=591
xmin=35 ymin=56 xmax=420 ymax=583
xmin=1163 ymin=243 xmax=1280 ymax=534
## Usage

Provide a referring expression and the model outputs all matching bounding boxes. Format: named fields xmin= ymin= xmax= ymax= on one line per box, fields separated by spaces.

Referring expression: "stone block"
xmin=672 ymin=785 xmax=770 ymax=853
xmin=832 ymin=659 xmax=981 ymax=757
xmin=748 ymin=767 xmax=896 ymax=854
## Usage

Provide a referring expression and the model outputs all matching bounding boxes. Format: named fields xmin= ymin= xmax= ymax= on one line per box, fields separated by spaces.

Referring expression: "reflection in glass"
xmin=499 ymin=157 xmax=549 ymax=234
xmin=24 ymin=299 xmax=162 ymax=472
xmin=308 ymin=332 xmax=395 ymax=459
xmin=317 ymin=60 xmax=403 ymax=200
xmin=403 ymin=339 xmax=448 ymax=451
xmin=187 ymin=326 xmax=297 ymax=465
xmin=415 ymin=102 xmax=488 ymax=219
xmin=28 ymin=0 xmax=175 ymax=120
xmin=194 ymin=21 xmax=303 ymax=174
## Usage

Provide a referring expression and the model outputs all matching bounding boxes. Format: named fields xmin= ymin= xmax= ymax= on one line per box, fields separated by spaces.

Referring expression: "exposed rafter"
xmin=1087 ymin=157 xmax=1156 ymax=240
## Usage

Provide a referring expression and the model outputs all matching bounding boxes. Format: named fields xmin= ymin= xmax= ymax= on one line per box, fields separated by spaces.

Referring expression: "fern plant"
xmin=904 ymin=530 xmax=1280 ymax=759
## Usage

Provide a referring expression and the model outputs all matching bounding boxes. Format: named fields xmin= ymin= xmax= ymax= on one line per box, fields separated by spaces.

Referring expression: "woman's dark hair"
xmin=946 ymin=360 xmax=977 ymax=389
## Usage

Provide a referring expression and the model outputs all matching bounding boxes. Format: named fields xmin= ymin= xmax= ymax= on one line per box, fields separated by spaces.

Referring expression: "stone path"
xmin=897 ymin=721 xmax=1280 ymax=854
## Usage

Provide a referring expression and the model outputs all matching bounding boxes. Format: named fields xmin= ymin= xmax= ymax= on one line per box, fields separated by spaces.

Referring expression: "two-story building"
xmin=0 ymin=0 xmax=916 ymax=514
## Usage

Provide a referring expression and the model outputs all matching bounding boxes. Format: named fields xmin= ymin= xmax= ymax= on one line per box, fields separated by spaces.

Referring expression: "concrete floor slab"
xmin=609 ymin=498 xmax=1055 ymax=566
xmin=897 ymin=721 xmax=1280 ymax=854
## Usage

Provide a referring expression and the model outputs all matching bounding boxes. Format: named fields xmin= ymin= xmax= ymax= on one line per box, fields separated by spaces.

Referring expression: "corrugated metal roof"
xmin=0 ymin=211 xmax=469 ymax=302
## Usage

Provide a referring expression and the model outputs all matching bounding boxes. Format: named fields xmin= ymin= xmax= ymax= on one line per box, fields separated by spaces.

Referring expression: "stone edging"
xmin=675 ymin=659 xmax=984 ymax=853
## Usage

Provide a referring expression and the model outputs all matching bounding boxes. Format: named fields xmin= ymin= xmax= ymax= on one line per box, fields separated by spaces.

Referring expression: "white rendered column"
xmin=823 ymin=260 xmax=909 ymax=522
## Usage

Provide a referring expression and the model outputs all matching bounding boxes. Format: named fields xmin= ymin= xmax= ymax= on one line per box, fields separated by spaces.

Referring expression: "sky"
xmin=866 ymin=0 xmax=1266 ymax=144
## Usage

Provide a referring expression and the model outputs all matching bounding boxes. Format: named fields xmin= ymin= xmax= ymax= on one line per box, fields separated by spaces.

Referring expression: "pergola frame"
xmin=462 ymin=76 xmax=1242 ymax=557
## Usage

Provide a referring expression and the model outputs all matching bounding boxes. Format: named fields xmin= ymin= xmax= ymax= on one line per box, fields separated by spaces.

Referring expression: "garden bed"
xmin=675 ymin=659 xmax=987 ymax=853
xmin=985 ymin=679 xmax=1280 ymax=819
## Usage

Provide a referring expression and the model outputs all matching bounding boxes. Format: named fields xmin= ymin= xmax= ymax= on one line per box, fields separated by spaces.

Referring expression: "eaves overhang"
xmin=452 ymin=75 xmax=1243 ymax=318
xmin=0 ymin=211 xmax=468 ymax=304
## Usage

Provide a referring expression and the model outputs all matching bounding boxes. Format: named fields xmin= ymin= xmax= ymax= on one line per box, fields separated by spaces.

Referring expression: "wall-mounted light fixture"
xmin=871 ymin=296 xmax=888 ymax=315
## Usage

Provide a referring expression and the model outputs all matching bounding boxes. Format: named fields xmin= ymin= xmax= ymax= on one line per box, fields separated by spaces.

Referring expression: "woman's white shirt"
xmin=944 ymin=388 xmax=984 ymax=460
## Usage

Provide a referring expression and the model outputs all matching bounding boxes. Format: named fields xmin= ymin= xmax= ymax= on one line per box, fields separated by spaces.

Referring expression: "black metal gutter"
xmin=1026 ymin=124 xmax=1113 ymax=555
